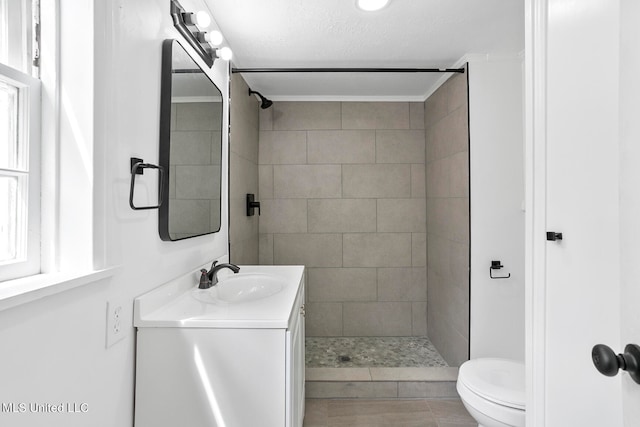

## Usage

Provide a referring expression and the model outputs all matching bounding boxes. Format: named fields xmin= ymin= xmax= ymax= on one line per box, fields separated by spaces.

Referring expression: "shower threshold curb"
xmin=305 ymin=367 xmax=460 ymax=399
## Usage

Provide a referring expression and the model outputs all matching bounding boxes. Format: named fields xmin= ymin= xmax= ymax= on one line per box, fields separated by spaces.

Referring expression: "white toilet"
xmin=456 ymin=358 xmax=525 ymax=427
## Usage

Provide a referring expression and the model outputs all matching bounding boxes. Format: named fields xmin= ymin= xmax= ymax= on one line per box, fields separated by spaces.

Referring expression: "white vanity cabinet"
xmin=133 ymin=266 xmax=305 ymax=427
xmin=287 ymin=286 xmax=305 ymax=426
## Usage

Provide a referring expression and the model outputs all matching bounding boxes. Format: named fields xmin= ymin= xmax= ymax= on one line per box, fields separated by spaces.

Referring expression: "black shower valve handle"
xmin=246 ymin=193 xmax=261 ymax=216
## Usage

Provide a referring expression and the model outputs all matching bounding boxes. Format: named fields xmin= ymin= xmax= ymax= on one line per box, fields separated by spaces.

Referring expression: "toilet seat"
xmin=458 ymin=358 xmax=525 ymax=410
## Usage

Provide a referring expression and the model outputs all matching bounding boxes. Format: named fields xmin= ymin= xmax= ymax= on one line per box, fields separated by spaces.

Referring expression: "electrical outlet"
xmin=106 ymin=300 xmax=127 ymax=348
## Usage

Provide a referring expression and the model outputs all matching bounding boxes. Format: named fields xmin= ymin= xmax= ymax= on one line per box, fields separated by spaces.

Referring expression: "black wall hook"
xmin=489 ymin=260 xmax=511 ymax=279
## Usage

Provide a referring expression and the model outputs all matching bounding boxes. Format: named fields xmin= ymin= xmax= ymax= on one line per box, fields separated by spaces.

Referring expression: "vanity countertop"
xmin=134 ymin=265 xmax=304 ymax=329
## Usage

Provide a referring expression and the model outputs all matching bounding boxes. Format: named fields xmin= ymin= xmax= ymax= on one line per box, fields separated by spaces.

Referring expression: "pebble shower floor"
xmin=305 ymin=336 xmax=448 ymax=368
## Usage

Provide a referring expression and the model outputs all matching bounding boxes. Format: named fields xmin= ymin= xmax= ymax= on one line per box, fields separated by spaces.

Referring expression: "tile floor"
xmin=303 ymin=398 xmax=476 ymax=427
xmin=306 ymin=337 xmax=449 ymax=368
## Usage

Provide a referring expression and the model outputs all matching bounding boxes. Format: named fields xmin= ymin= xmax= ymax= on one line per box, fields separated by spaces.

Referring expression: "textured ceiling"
xmin=202 ymin=0 xmax=524 ymax=100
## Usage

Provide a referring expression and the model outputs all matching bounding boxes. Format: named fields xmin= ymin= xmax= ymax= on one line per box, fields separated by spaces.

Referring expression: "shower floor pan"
xmin=305 ymin=336 xmax=460 ymax=399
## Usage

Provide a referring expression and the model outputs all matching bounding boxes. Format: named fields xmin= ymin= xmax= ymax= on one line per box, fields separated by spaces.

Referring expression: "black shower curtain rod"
xmin=232 ymin=67 xmax=465 ymax=74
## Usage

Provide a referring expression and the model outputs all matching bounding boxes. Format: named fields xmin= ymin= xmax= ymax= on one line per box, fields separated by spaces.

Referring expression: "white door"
xmin=527 ymin=0 xmax=640 ymax=425
xmin=618 ymin=0 xmax=640 ymax=423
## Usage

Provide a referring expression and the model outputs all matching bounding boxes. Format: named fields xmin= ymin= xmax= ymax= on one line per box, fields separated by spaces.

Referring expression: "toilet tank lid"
xmin=458 ymin=358 xmax=525 ymax=410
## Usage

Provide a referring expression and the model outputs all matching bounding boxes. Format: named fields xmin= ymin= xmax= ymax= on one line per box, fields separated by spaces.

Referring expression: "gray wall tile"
xmin=447 ymin=71 xmax=468 ymax=113
xmin=377 ymin=198 xmax=427 ymax=232
xmin=410 ymin=102 xmax=426 ymax=129
xmin=425 ymin=73 xmax=470 ymax=366
xmin=412 ymin=233 xmax=427 ymax=267
xmin=259 ymin=131 xmax=307 ymax=164
xmin=426 ymin=198 xmax=448 ymax=238
xmin=377 ymin=267 xmax=427 ymax=301
xmin=376 ymin=130 xmax=426 ymax=164
xmin=449 ymin=198 xmax=469 ymax=244
xmin=307 ymin=130 xmax=375 ymax=164
xmin=412 ymin=302 xmax=428 ymax=336
xmin=259 ymin=233 xmax=274 ymax=265
xmin=308 ymin=199 xmax=376 ymax=233
xmin=230 ymin=153 xmax=258 ymax=263
xmin=425 ymin=87 xmax=448 ymax=128
xmin=428 ymin=235 xmax=451 ymax=277
xmin=411 ymin=164 xmax=426 ymax=198
xmin=229 ymin=74 xmax=260 ymax=264
xmin=343 ymin=233 xmax=412 ymax=267
xmin=259 ymin=199 xmax=307 ymax=233
xmin=449 ymin=240 xmax=470 ymax=291
xmin=258 ymin=165 xmax=273 ymax=199
xmin=343 ymin=164 xmax=410 ymax=198
xmin=307 ymin=268 xmax=377 ymax=302
xmin=449 ymin=151 xmax=469 ymax=198
xmin=306 ymin=303 xmax=343 ymax=336
xmin=258 ymin=101 xmax=430 ymax=337
xmin=426 ymin=158 xmax=450 ymax=198
xmin=343 ymin=302 xmax=413 ymax=336
xmin=273 ymin=102 xmax=341 ymax=130
xmin=342 ymin=102 xmax=410 ymax=129
xmin=259 ymin=107 xmax=273 ymax=130
xmin=273 ymin=165 xmax=342 ymax=198
xmin=231 ymin=75 xmax=259 ymax=163
xmin=274 ymin=233 xmax=343 ymax=267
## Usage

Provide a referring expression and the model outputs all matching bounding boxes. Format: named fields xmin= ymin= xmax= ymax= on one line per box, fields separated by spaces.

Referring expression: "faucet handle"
xmin=199 ymin=269 xmax=212 ymax=288
xmin=209 ymin=260 xmax=218 ymax=271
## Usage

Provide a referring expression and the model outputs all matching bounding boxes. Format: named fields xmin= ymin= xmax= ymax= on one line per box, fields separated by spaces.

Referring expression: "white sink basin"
xmin=192 ymin=273 xmax=285 ymax=304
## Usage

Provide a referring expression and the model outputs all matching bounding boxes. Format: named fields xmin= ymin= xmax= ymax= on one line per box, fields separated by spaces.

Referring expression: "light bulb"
xmin=216 ymin=47 xmax=233 ymax=61
xmin=207 ymin=30 xmax=223 ymax=46
xmin=356 ymin=0 xmax=390 ymax=11
xmin=194 ymin=11 xmax=211 ymax=28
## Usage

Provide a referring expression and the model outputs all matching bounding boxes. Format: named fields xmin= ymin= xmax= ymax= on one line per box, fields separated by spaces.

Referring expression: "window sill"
xmin=0 ymin=268 xmax=117 ymax=312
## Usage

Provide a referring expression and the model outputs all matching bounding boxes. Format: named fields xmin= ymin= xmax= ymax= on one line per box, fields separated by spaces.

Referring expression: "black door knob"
xmin=592 ymin=343 xmax=640 ymax=384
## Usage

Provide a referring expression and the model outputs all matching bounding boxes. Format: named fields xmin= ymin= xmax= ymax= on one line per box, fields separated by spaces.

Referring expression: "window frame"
xmin=0 ymin=0 xmax=112 ymax=310
xmin=0 ymin=62 xmax=41 ymax=282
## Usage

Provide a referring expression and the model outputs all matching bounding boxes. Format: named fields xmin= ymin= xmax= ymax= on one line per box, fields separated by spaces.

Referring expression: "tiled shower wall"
xmin=258 ymin=102 xmax=427 ymax=337
xmin=229 ymin=74 xmax=259 ymax=264
xmin=425 ymin=71 xmax=470 ymax=366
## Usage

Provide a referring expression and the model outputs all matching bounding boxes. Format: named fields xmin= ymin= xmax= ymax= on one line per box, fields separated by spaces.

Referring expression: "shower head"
xmin=248 ymin=89 xmax=273 ymax=109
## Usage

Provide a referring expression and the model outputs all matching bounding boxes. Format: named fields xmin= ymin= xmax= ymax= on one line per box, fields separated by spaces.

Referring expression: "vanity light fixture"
xmin=170 ymin=0 xmax=232 ymax=67
xmin=213 ymin=46 xmax=233 ymax=61
xmin=197 ymin=30 xmax=224 ymax=46
xmin=356 ymin=0 xmax=390 ymax=11
xmin=182 ymin=10 xmax=211 ymax=28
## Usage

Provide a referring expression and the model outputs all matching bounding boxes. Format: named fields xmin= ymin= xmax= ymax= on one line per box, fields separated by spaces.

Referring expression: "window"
xmin=0 ymin=0 xmax=41 ymax=282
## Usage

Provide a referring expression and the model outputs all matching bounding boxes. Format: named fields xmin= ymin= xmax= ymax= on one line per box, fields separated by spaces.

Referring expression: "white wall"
xmin=0 ymin=0 xmax=229 ymax=426
xmin=468 ymin=56 xmax=525 ymax=360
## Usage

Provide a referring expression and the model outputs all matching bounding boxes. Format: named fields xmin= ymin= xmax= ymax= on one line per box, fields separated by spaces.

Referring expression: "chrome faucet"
xmin=198 ymin=261 xmax=240 ymax=289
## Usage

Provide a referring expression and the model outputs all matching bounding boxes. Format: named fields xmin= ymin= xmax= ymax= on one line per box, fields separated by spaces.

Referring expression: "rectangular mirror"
xmin=159 ymin=39 xmax=223 ymax=241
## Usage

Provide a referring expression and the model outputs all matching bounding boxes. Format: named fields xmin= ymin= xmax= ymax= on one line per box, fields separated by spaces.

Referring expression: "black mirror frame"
xmin=158 ymin=39 xmax=223 ymax=241
xmin=158 ymin=39 xmax=173 ymax=241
